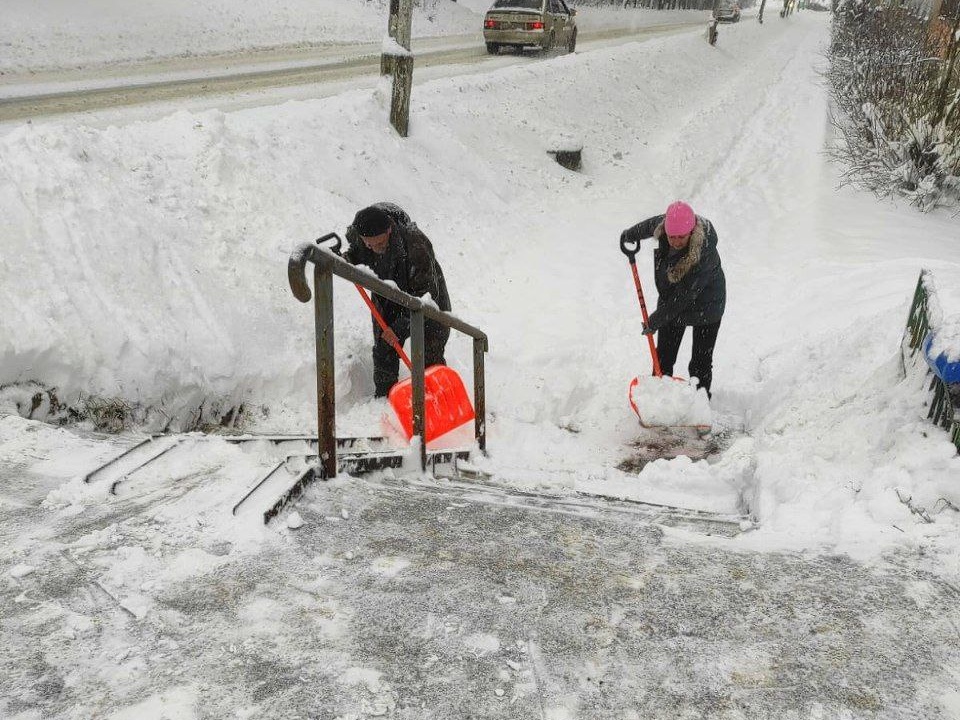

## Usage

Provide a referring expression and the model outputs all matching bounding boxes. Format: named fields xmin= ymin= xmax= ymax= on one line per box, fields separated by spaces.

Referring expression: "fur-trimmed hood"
xmin=654 ymin=219 xmax=706 ymax=284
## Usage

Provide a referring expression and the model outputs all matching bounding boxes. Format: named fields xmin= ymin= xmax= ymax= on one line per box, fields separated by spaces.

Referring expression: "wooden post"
xmin=390 ymin=55 xmax=414 ymax=137
xmin=709 ymin=0 xmax=720 ymax=43
xmin=381 ymin=0 xmax=413 ymax=75
xmin=382 ymin=0 xmax=414 ymax=137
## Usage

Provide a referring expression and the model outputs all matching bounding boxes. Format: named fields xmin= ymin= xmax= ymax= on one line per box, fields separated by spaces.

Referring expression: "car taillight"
xmin=484 ymin=19 xmax=497 ymax=29
xmin=528 ymin=20 xmax=544 ymax=30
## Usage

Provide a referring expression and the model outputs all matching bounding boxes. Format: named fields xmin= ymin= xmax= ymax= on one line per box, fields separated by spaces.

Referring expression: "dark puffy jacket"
xmin=621 ymin=214 xmax=726 ymax=330
xmin=343 ymin=203 xmax=451 ymax=337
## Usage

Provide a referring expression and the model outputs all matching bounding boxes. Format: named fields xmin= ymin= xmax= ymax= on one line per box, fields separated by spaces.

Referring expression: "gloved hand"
xmin=620 ymin=229 xmax=640 ymax=259
xmin=641 ymin=323 xmax=656 ymax=336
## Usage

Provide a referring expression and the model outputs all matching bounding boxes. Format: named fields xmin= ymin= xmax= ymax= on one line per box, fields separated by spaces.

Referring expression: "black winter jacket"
xmin=343 ymin=203 xmax=451 ymax=338
xmin=621 ymin=214 xmax=726 ymax=330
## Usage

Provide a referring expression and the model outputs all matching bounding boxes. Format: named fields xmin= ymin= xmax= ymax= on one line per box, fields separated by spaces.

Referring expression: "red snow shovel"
xmin=620 ymin=234 xmax=711 ymax=433
xmin=355 ymin=285 xmax=475 ymax=443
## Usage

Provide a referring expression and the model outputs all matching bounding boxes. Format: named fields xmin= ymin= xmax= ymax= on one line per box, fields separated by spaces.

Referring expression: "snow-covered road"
xmin=0 ymin=22 xmax=704 ymax=123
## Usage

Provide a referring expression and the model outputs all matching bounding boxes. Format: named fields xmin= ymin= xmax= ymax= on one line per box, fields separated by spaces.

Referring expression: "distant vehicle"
xmin=483 ymin=0 xmax=578 ymax=55
xmin=714 ymin=1 xmax=741 ymax=22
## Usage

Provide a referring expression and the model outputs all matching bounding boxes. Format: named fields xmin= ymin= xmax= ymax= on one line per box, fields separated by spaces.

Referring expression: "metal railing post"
xmin=289 ymin=238 xmax=489 ymax=465
xmin=314 ymin=263 xmax=337 ymax=479
xmin=410 ymin=309 xmax=427 ymax=471
xmin=473 ymin=337 xmax=487 ymax=453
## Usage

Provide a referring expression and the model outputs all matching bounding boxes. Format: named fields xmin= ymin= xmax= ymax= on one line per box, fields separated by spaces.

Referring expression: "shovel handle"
xmin=620 ymin=233 xmax=640 ymax=260
xmin=315 ymin=232 xmax=343 ymax=254
xmin=627 ymin=259 xmax=663 ymax=378
xmin=355 ymin=284 xmax=413 ymax=370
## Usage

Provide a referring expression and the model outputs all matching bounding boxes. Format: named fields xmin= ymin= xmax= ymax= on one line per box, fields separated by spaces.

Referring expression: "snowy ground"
xmin=2 ymin=3 xmax=960 ymax=718
xmin=4 ymin=458 xmax=960 ymax=719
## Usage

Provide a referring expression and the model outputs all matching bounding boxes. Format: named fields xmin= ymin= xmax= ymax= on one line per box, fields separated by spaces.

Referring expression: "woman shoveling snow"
xmin=620 ymin=201 xmax=727 ymax=431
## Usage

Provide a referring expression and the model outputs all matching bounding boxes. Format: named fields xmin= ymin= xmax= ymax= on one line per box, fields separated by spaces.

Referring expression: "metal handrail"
xmin=288 ymin=234 xmax=488 ymax=477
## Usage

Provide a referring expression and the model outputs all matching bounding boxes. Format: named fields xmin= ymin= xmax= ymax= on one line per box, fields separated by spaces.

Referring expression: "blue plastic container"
xmin=923 ymin=334 xmax=960 ymax=384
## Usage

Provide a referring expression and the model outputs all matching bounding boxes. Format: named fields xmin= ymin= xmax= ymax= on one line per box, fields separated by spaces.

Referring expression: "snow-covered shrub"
xmin=0 ymin=381 xmax=254 ymax=433
xmin=827 ymin=0 xmax=960 ymax=210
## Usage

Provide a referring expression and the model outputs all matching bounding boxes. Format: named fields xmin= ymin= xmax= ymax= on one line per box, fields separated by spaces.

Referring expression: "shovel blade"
xmin=389 ymin=365 xmax=476 ymax=443
xmin=628 ymin=375 xmax=712 ymax=433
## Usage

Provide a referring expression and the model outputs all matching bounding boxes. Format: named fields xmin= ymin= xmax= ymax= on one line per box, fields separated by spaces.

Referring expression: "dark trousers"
xmin=373 ymin=318 xmax=450 ymax=397
xmin=655 ymin=321 xmax=721 ymax=397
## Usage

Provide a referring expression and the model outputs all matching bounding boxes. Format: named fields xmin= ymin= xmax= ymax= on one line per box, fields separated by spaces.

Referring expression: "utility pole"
xmin=382 ymin=0 xmax=414 ymax=137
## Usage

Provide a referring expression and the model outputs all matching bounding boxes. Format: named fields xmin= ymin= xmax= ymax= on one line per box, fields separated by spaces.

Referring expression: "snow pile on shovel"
xmin=633 ymin=376 xmax=712 ymax=428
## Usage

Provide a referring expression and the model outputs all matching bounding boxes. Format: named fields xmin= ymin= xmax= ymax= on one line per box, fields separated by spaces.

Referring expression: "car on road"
xmin=714 ymin=1 xmax=741 ymax=21
xmin=483 ymin=0 xmax=578 ymax=55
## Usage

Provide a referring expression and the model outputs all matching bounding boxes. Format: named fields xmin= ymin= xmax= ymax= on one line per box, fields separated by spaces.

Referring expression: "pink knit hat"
xmin=664 ymin=201 xmax=696 ymax=236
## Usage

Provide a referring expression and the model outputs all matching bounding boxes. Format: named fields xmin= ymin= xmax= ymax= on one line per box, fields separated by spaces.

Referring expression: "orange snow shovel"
xmin=355 ymin=285 xmax=475 ymax=443
xmin=620 ymin=233 xmax=711 ymax=433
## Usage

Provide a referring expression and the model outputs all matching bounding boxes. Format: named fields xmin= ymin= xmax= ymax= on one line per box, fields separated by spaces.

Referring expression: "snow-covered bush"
xmin=0 ymin=381 xmax=254 ymax=433
xmin=827 ymin=0 xmax=960 ymax=210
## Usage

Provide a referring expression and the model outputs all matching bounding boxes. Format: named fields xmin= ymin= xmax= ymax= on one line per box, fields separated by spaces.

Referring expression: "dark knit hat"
xmin=353 ymin=206 xmax=392 ymax=237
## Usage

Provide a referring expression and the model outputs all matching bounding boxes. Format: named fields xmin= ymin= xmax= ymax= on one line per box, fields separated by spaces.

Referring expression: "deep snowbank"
xmin=2 ymin=14 xmax=960 ymax=554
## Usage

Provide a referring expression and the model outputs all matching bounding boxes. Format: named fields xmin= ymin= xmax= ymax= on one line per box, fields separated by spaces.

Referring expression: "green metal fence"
xmin=902 ymin=270 xmax=960 ymax=453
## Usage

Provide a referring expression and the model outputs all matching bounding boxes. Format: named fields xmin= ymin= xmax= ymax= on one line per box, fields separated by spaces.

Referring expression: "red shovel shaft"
xmin=628 ymin=260 xmax=663 ymax=377
xmin=354 ymin=284 xmax=412 ymax=369
xmin=354 ymin=283 xmax=474 ymax=442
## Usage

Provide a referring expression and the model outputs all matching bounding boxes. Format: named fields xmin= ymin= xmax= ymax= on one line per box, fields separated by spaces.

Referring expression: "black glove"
xmin=620 ymin=229 xmax=640 ymax=259
xmin=641 ymin=323 xmax=655 ymax=336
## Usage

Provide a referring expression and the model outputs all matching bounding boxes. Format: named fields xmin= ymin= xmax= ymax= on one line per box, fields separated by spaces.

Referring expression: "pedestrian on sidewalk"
xmin=343 ymin=203 xmax=451 ymax=397
xmin=619 ymin=200 xmax=726 ymax=397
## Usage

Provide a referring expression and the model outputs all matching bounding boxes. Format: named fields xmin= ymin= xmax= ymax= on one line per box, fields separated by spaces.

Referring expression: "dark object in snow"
xmin=547 ymin=146 xmax=582 ymax=171
xmin=618 ymin=426 xmax=720 ymax=473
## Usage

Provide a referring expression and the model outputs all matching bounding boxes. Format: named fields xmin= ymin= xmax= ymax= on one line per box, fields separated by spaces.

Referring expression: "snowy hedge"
xmin=827 ymin=1 xmax=960 ymax=210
